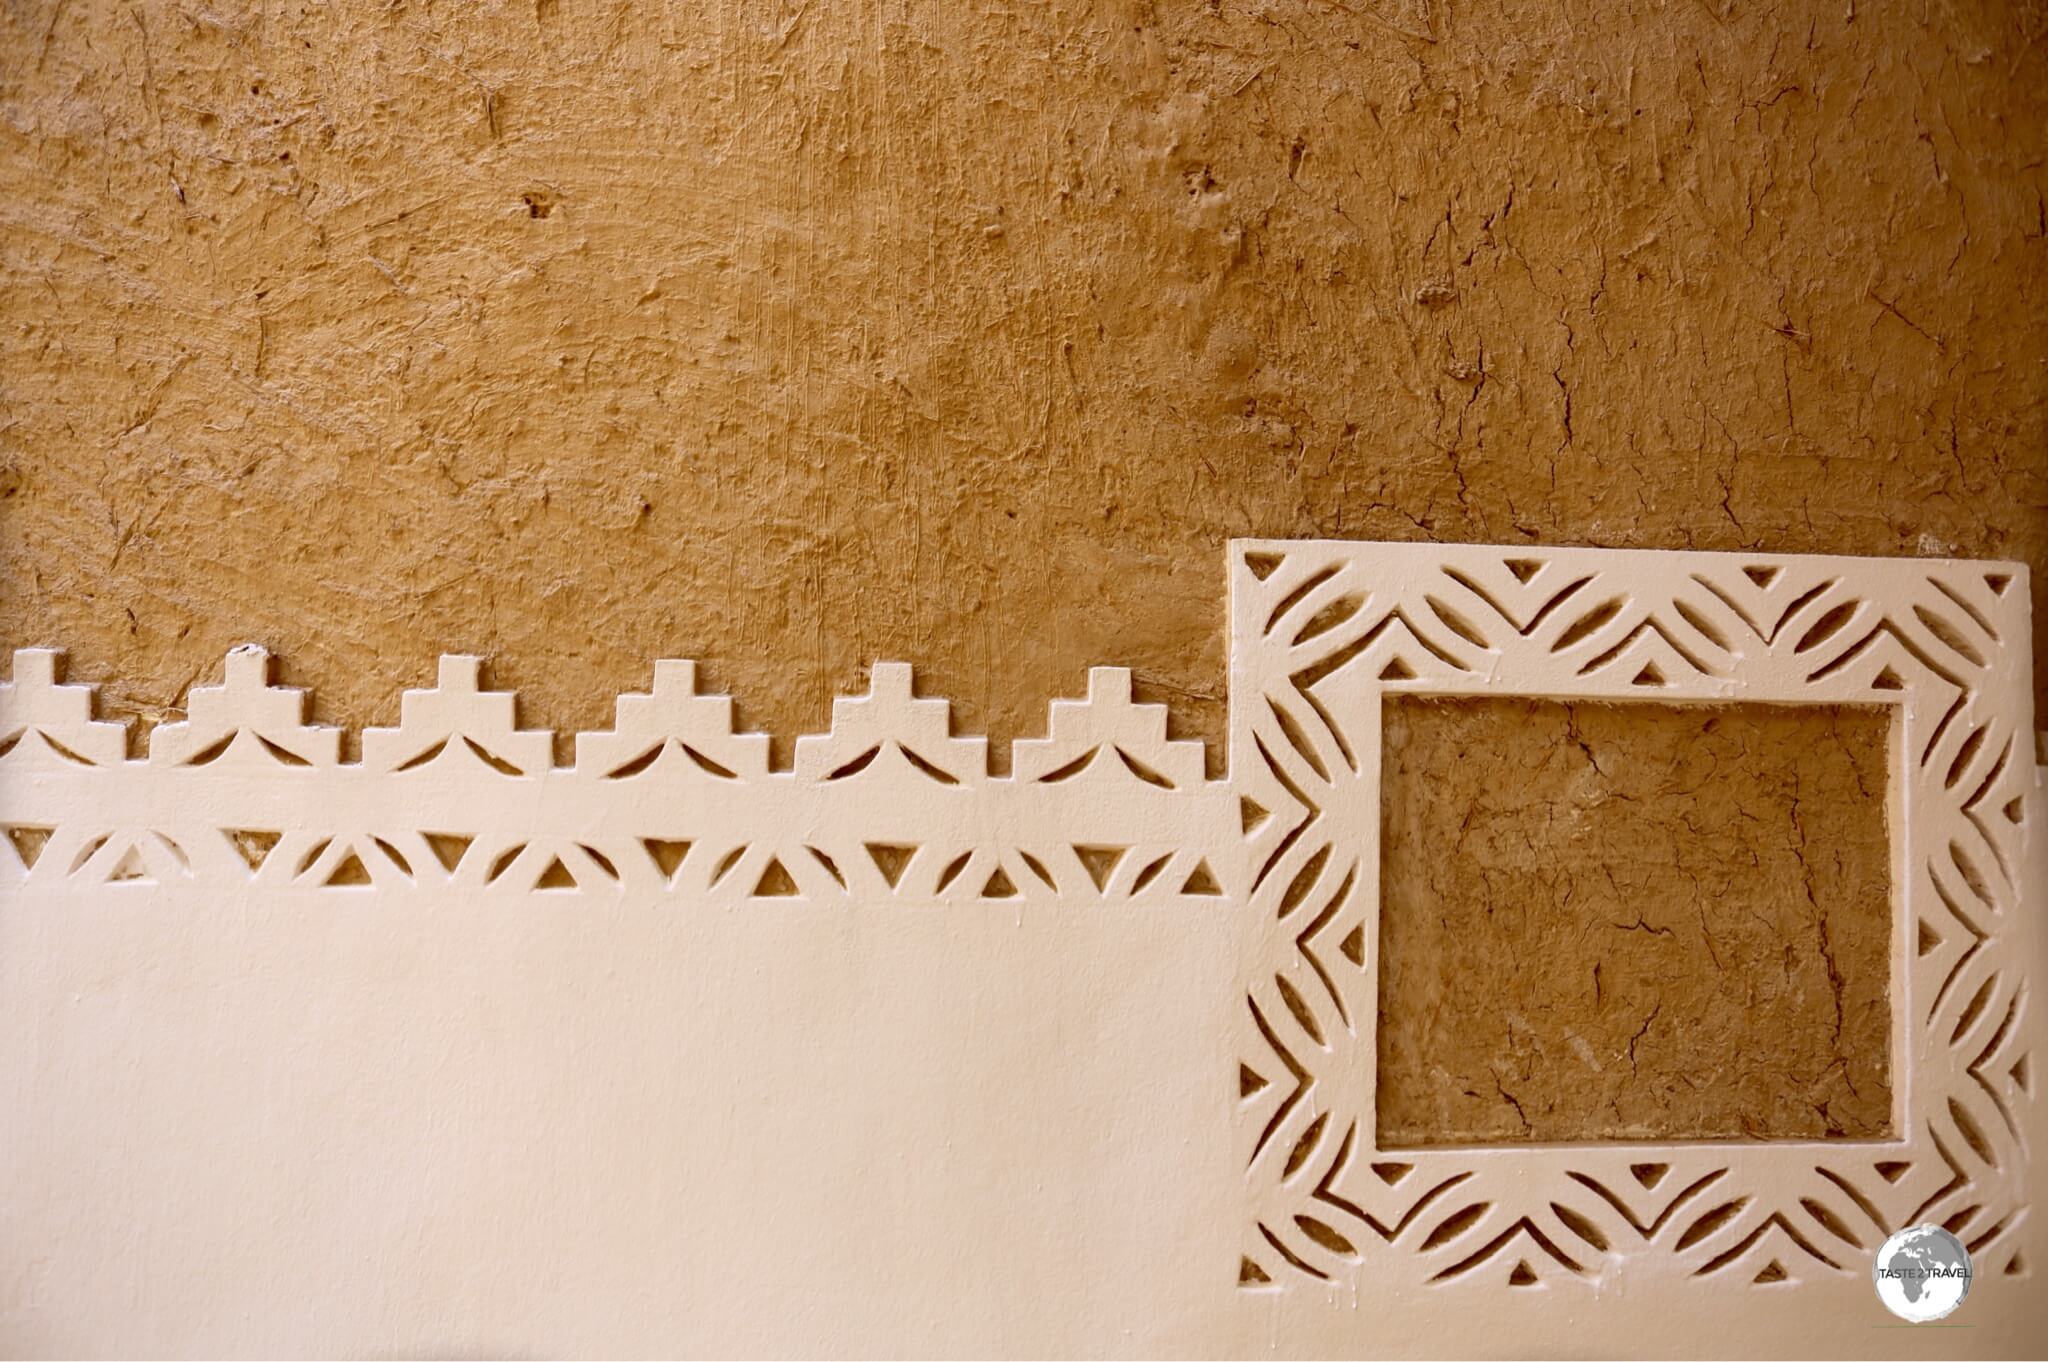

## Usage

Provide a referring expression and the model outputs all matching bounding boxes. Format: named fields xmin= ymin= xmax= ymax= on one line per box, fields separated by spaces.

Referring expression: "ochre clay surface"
xmin=1377 ymin=696 xmax=1893 ymax=1146
xmin=2 ymin=2 xmax=2033 ymax=1137
xmin=2 ymin=1 xmax=2044 ymax=753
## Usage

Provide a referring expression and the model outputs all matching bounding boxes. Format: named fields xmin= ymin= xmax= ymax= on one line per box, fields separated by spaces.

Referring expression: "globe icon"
xmin=1872 ymin=1224 xmax=1972 ymax=1322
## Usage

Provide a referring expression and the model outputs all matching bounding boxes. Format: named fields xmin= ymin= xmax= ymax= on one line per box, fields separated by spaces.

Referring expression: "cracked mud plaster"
xmin=1377 ymin=696 xmax=1893 ymax=1146
xmin=0 ymin=2 xmax=2036 ymax=1132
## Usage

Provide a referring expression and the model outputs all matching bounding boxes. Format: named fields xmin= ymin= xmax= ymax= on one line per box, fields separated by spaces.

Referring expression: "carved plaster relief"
xmin=0 ymin=540 xmax=2038 ymax=1356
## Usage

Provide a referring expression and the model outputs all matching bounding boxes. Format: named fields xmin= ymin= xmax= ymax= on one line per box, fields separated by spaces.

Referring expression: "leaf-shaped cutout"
xmin=1550 ymin=1203 xmax=1608 ymax=1252
xmin=604 ymin=742 xmax=664 ymax=779
xmin=486 ymin=843 xmax=525 ymax=883
xmin=807 ymin=845 xmax=846 ymax=888
xmin=1073 ymin=845 xmax=1125 ymax=892
xmin=535 ymin=857 xmax=577 ymax=890
xmin=1115 ymin=747 xmax=1175 ymax=790
xmin=1420 ymin=1203 xmax=1488 ymax=1251
xmin=1294 ymin=593 xmax=1364 ymax=645
xmin=643 ymin=838 xmax=691 ymax=880
xmin=1284 ymin=1112 xmax=1328 ymax=1178
xmin=296 ymin=837 xmax=334 ymax=878
xmin=184 ymin=732 xmax=236 ymax=767
xmin=1181 ymin=860 xmax=1222 ymax=895
xmin=325 ymin=852 xmax=372 ymax=887
xmin=1129 ymin=853 xmax=1170 ymax=894
xmin=1035 ymin=746 xmax=1098 ymax=783
xmin=1294 ymin=1215 xmax=1356 ymax=1258
xmin=933 ymin=852 xmax=971 ymax=894
xmin=1674 ymin=1199 xmax=1747 ymax=1251
xmin=864 ymin=842 xmax=916 ymax=888
xmin=462 ymin=736 xmax=524 ymax=777
xmin=395 ymin=738 xmax=448 ymax=772
xmin=423 ymin=832 xmax=473 ymax=873
xmin=897 ymin=744 xmax=961 ymax=786
xmin=753 ymin=857 xmax=799 ymax=898
xmin=578 ymin=844 xmax=618 ymax=881
xmin=825 ymin=746 xmax=880 ymax=781
xmin=5 ymin=825 xmax=53 ymax=870
xmin=68 ymin=834 xmax=109 ymax=875
xmin=372 ymin=837 xmax=413 ymax=877
xmin=1019 ymin=851 xmax=1056 ymax=890
xmin=1552 ymin=598 xmax=1624 ymax=651
xmin=710 ymin=845 xmax=746 ymax=887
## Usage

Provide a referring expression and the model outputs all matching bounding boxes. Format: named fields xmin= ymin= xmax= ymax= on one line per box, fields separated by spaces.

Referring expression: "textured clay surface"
xmin=0 ymin=2 xmax=2036 ymax=1135
xmin=2 ymin=0 xmax=2044 ymax=754
xmin=1378 ymin=696 xmax=1893 ymax=1146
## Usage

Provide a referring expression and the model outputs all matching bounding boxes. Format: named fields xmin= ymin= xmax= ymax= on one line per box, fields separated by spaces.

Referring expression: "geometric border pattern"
xmin=0 ymin=653 xmax=1232 ymax=906
xmin=1231 ymin=540 xmax=2036 ymax=1295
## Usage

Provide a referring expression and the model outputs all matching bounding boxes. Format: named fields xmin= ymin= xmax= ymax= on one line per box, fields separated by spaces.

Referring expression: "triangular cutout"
xmin=107 ymin=844 xmax=152 ymax=883
xmin=1630 ymin=1162 xmax=1668 ymax=1189
xmin=1871 ymin=666 xmax=1904 ymax=691
xmin=1631 ymin=661 xmax=1666 ymax=687
xmin=1742 ymin=565 xmax=1781 ymax=588
xmin=643 ymin=838 xmax=691 ymax=880
xmin=1918 ymin=919 xmax=1943 ymax=956
xmin=4 ymin=825 xmax=53 ymax=870
xmin=1379 ymin=656 xmax=1416 ymax=681
xmin=1508 ymin=1260 xmax=1539 ymax=1287
xmin=325 ymin=852 xmax=372 ymax=886
xmin=1238 ymin=1256 xmax=1272 ymax=1285
xmin=223 ymin=828 xmax=280 ymax=872
xmin=535 ymin=856 xmax=576 ymax=890
xmin=1371 ymin=1161 xmax=1412 ymax=1185
xmin=865 ymin=843 xmax=917 ymax=888
xmin=2005 ymin=1250 xmax=2026 ymax=1276
xmin=1239 ymin=1064 xmax=1269 ymax=1098
xmin=1340 ymin=925 xmax=1365 ymax=966
xmin=1875 ymin=1160 xmax=1911 ymax=1183
xmin=1074 ymin=844 xmax=1126 ymax=892
xmin=1986 ymin=572 xmax=2011 ymax=596
xmin=1244 ymin=551 xmax=1285 ymax=581
xmin=981 ymin=866 xmax=1018 ymax=899
xmin=423 ymin=832 xmax=472 ymax=873
xmin=1754 ymin=1259 xmax=1788 ymax=1284
xmin=2013 ymin=1054 xmax=2032 ymax=1093
xmin=753 ymin=856 xmax=799 ymax=897
xmin=1181 ymin=860 xmax=1222 ymax=895
xmin=1239 ymin=797 xmax=1269 ymax=834
xmin=1504 ymin=557 xmax=1543 ymax=584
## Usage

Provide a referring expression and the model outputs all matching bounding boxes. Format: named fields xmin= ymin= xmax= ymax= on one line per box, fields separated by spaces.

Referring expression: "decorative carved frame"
xmin=0 ymin=538 xmax=2037 ymax=1339
xmin=1231 ymin=540 xmax=2036 ymax=1296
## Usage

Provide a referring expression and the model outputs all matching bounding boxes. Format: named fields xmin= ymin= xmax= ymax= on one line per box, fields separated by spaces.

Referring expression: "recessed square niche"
xmin=1376 ymin=695 xmax=1894 ymax=1147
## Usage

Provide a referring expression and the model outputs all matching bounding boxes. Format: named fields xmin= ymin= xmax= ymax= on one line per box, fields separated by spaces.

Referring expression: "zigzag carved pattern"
xmin=1232 ymin=542 xmax=2036 ymax=1294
